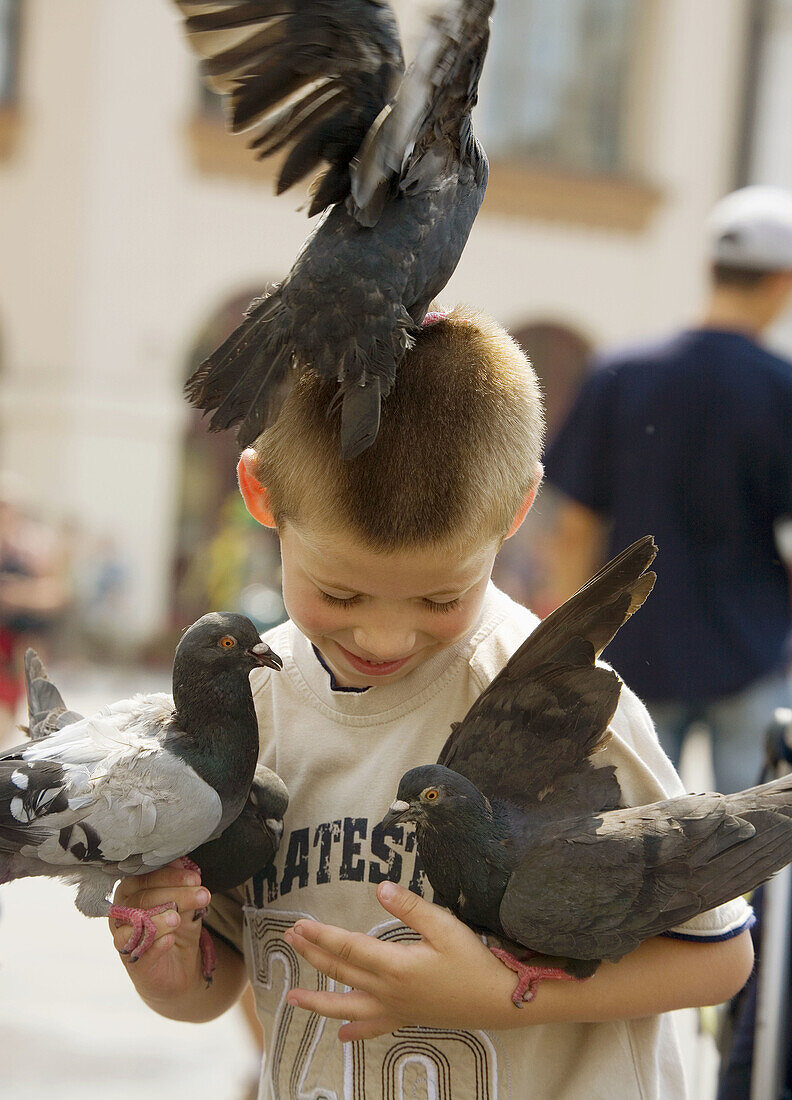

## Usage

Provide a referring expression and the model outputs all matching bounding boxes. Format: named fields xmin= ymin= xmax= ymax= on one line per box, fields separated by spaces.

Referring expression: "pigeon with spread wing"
xmin=383 ymin=537 xmax=792 ymax=1005
xmin=0 ymin=613 xmax=284 ymax=980
xmin=173 ymin=0 xmax=494 ymax=458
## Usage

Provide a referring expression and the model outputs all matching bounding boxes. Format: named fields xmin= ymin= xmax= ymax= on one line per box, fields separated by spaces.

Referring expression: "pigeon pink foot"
xmin=174 ymin=854 xmax=215 ymax=982
xmin=174 ymin=855 xmax=208 ymax=920
xmin=110 ymin=901 xmax=178 ymax=961
xmin=174 ymin=855 xmax=202 ymax=876
xmin=489 ymin=947 xmax=580 ymax=1007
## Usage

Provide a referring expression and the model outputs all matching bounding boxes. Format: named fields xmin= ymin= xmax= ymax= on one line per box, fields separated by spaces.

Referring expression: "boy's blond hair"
xmin=254 ymin=306 xmax=544 ymax=549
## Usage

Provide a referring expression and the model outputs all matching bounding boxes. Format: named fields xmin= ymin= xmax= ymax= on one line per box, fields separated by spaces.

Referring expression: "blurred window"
xmin=173 ymin=288 xmax=284 ymax=629
xmin=0 ymin=0 xmax=19 ymax=105
xmin=739 ymin=0 xmax=792 ymax=187
xmin=481 ymin=0 xmax=641 ymax=175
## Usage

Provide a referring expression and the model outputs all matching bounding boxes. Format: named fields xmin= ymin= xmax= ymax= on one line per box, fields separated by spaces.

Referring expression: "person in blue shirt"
xmin=544 ymin=185 xmax=792 ymax=796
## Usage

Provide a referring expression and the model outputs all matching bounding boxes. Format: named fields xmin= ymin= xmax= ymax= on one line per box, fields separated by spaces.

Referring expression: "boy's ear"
xmin=237 ymin=448 xmax=277 ymax=529
xmin=505 ymin=464 xmax=543 ymax=539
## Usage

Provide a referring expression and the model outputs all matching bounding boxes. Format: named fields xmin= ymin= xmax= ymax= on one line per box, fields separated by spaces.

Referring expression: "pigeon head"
xmin=176 ymin=612 xmax=282 ymax=672
xmin=171 ymin=613 xmax=282 ymax=730
xmin=381 ymin=764 xmax=490 ymax=830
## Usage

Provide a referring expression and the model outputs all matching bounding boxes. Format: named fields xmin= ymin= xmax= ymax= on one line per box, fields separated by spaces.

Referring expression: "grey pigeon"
xmin=20 ymin=646 xmax=290 ymax=896
xmin=172 ymin=0 xmax=493 ymax=458
xmin=0 ymin=613 xmax=282 ymax=977
xmin=383 ymin=537 xmax=792 ymax=1005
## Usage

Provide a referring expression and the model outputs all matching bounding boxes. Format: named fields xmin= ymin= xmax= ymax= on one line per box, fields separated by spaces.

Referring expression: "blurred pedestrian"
xmin=544 ymin=185 xmax=792 ymax=795
xmin=0 ymin=478 xmax=70 ymax=744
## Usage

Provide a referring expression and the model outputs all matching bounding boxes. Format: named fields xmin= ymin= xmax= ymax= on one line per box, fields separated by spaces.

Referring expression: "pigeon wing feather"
xmin=438 ymin=537 xmax=657 ymax=815
xmin=499 ymin=777 xmax=792 ymax=963
xmin=173 ymin=0 xmax=405 ymax=216
xmin=1 ymin=699 xmax=222 ymax=874
xmin=351 ymin=0 xmax=494 ymax=224
xmin=94 ymin=747 xmax=224 ymax=872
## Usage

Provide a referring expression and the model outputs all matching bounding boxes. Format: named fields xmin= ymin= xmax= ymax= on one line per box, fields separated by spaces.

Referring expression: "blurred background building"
xmin=0 ymin=0 xmax=790 ymax=650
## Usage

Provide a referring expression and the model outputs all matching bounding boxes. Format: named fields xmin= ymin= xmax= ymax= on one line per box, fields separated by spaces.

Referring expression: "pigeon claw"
xmin=489 ymin=947 xmax=579 ymax=1007
xmin=110 ymin=902 xmax=179 ymax=961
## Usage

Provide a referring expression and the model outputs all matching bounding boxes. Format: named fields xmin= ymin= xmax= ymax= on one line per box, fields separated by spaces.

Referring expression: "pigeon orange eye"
xmin=424 ymin=788 xmax=439 ymax=801
xmin=219 ymin=636 xmax=237 ymax=648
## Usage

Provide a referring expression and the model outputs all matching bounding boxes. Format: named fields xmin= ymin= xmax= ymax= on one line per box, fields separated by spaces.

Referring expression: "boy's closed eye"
xmin=317 ymin=589 xmax=461 ymax=614
xmin=318 ymin=590 xmax=360 ymax=609
xmin=421 ymin=598 xmax=462 ymax=613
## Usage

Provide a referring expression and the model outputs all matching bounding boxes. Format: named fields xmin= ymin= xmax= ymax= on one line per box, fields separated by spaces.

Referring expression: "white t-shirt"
xmin=207 ymin=585 xmax=752 ymax=1100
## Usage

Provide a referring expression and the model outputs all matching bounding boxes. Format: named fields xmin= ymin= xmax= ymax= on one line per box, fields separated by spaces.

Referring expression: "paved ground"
xmin=0 ymin=664 xmax=722 ymax=1099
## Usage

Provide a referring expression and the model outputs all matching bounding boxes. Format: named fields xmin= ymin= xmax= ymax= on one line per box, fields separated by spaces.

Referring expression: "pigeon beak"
xmin=248 ymin=641 xmax=283 ymax=671
xmin=379 ymin=799 xmax=413 ymax=830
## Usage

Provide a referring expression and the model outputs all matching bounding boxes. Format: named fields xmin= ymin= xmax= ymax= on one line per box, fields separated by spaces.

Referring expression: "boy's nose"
xmin=352 ymin=624 xmax=417 ymax=661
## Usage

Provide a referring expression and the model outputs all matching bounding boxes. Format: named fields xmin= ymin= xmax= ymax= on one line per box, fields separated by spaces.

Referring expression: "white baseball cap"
xmin=707 ymin=185 xmax=792 ymax=271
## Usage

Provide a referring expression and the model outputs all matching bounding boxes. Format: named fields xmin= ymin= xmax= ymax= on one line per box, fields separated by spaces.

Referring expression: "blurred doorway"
xmin=493 ymin=319 xmax=594 ymax=615
xmin=172 ymin=290 xmax=285 ymax=635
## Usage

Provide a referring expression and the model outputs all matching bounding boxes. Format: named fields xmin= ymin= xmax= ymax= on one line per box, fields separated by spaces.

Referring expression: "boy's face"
xmin=279 ymin=520 xmax=501 ymax=689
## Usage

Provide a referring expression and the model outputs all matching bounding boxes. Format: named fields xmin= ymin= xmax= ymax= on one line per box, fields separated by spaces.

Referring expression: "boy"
xmin=111 ymin=309 xmax=753 ymax=1099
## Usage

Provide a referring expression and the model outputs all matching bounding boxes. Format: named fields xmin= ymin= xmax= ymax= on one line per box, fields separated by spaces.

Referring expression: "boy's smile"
xmin=279 ymin=521 xmax=501 ymax=689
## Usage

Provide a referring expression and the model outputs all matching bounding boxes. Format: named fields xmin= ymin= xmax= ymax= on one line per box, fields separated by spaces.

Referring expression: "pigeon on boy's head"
xmin=172 ymin=0 xmax=495 ymax=459
xmin=0 ymin=612 xmax=285 ymax=980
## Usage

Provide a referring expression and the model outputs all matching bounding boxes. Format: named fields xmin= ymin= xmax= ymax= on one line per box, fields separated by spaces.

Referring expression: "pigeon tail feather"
xmin=24 ymin=649 xmax=71 ymax=741
xmin=340 ymin=378 xmax=382 ymax=461
xmin=187 ymin=284 xmax=416 ymax=453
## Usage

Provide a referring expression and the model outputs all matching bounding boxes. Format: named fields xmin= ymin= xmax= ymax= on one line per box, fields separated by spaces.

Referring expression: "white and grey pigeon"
xmin=21 ymin=645 xmax=290 ymax=898
xmin=0 ymin=612 xmax=282 ymax=979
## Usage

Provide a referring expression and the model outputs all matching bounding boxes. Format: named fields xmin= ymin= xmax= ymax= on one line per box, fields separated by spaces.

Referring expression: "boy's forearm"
xmin=491 ymin=930 xmax=754 ymax=1030
xmin=136 ymin=936 xmax=249 ymax=1024
xmin=283 ymin=889 xmax=755 ymax=1040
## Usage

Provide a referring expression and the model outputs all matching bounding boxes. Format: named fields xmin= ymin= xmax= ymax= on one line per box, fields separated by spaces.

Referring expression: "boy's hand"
xmin=284 ymin=881 xmax=517 ymax=1041
xmin=110 ymin=862 xmax=211 ymax=1007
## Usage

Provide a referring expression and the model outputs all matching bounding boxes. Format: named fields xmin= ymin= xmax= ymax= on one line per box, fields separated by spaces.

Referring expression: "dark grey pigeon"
xmin=0 ymin=613 xmax=282 ymax=979
xmin=189 ymin=760 xmax=288 ymax=894
xmin=383 ymin=537 xmax=792 ymax=1005
xmin=172 ymin=0 xmax=493 ymax=458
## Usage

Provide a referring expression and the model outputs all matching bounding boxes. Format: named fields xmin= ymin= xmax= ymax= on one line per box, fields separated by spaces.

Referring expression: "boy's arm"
xmin=110 ymin=865 xmax=248 ymax=1023
xmin=283 ymin=882 xmax=754 ymax=1041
